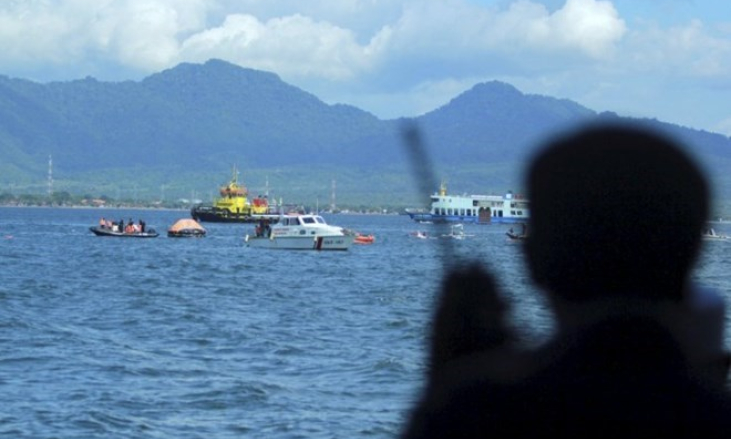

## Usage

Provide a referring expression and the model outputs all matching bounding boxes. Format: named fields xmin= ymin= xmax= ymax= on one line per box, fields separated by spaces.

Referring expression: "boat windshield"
xmin=314 ymin=216 xmax=325 ymax=224
xmin=302 ymin=216 xmax=316 ymax=224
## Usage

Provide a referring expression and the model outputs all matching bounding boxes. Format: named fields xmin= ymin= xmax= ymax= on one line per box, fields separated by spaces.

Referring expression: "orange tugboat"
xmin=191 ymin=167 xmax=280 ymax=223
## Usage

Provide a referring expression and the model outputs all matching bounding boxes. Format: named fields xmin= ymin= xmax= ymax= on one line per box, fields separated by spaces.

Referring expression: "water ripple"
xmin=2 ymin=207 xmax=728 ymax=439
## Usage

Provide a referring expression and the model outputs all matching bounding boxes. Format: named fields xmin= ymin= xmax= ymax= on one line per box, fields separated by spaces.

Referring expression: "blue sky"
xmin=1 ymin=0 xmax=730 ymax=135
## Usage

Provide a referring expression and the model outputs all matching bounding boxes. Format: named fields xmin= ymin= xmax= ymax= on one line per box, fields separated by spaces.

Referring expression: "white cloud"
xmin=0 ymin=0 xmax=729 ymax=134
xmin=547 ymin=0 xmax=626 ymax=57
xmin=0 ymin=0 xmax=208 ymax=71
xmin=382 ymin=0 xmax=625 ymax=58
xmin=625 ymin=19 xmax=731 ymax=78
xmin=0 ymin=1 xmax=83 ymax=64
xmin=0 ymin=0 xmax=627 ymax=77
xmin=492 ymin=0 xmax=626 ymax=57
xmin=180 ymin=13 xmax=377 ymax=81
xmin=211 ymin=0 xmax=403 ymax=38
xmin=90 ymin=0 xmax=208 ymax=70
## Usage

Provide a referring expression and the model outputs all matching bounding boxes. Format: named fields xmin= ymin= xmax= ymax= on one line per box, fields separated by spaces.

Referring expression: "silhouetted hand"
xmin=427 ymin=263 xmax=515 ymax=380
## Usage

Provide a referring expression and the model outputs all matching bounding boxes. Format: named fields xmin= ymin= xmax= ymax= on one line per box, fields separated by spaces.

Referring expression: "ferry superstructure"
xmin=406 ymin=183 xmax=529 ymax=224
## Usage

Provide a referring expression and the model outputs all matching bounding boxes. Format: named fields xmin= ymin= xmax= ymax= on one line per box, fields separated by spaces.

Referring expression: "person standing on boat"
xmin=264 ymin=219 xmax=271 ymax=237
xmin=400 ymin=123 xmax=731 ymax=439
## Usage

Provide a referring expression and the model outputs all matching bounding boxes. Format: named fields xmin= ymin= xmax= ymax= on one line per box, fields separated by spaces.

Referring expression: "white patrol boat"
xmin=702 ymin=227 xmax=730 ymax=241
xmin=244 ymin=214 xmax=352 ymax=250
xmin=406 ymin=182 xmax=530 ymax=225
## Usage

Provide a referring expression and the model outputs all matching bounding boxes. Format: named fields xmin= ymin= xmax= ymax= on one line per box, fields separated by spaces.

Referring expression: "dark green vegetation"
xmin=1 ymin=59 xmax=731 ymax=214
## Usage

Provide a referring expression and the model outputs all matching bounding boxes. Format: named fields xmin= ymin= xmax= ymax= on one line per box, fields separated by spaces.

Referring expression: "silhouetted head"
xmin=525 ymin=123 xmax=709 ymax=302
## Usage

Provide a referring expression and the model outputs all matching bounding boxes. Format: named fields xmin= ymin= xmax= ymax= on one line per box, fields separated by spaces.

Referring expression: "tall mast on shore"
xmin=47 ymin=155 xmax=53 ymax=197
xmin=330 ymin=179 xmax=336 ymax=212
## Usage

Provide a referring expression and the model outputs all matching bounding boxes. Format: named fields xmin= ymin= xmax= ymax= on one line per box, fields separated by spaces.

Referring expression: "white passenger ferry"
xmin=406 ymin=183 xmax=530 ymax=224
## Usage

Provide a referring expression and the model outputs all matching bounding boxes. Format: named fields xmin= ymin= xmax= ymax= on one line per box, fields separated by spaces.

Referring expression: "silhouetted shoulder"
xmin=402 ymin=315 xmax=731 ymax=439
xmin=400 ymin=123 xmax=730 ymax=439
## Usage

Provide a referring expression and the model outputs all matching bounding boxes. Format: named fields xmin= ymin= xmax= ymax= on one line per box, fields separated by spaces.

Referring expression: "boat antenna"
xmin=400 ymin=121 xmax=458 ymax=270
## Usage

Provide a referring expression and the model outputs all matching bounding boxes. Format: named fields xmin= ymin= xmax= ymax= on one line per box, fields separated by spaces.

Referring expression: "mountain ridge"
xmin=1 ymin=59 xmax=730 ymax=211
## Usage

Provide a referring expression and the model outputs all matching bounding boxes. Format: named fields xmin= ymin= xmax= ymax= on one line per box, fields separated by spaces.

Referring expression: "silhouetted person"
xmin=401 ymin=123 xmax=731 ymax=439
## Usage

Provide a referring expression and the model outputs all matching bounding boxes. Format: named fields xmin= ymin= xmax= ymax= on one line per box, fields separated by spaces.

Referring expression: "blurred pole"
xmin=400 ymin=120 xmax=461 ymax=271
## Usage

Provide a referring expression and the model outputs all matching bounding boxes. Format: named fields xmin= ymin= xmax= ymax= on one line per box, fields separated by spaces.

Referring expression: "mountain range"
xmin=1 ymin=59 xmax=730 ymax=213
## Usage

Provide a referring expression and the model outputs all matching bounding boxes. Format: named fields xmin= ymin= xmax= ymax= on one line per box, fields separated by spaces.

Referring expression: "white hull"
xmin=702 ymin=227 xmax=729 ymax=241
xmin=244 ymin=214 xmax=352 ymax=251
xmin=702 ymin=235 xmax=729 ymax=241
xmin=245 ymin=234 xmax=352 ymax=250
xmin=407 ymin=183 xmax=529 ymax=225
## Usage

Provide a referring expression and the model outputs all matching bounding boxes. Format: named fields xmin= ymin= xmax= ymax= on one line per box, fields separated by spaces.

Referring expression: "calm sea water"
xmin=1 ymin=207 xmax=730 ymax=438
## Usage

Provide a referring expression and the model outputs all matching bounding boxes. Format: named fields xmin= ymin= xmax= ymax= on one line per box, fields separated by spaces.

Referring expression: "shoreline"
xmin=0 ymin=204 xmax=188 ymax=212
xmin=0 ymin=204 xmax=403 ymax=215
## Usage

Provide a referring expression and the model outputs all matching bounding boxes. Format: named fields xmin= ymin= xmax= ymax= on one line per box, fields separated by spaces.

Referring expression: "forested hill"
xmin=0 ymin=59 xmax=391 ymax=171
xmin=1 ymin=59 xmax=730 ymax=210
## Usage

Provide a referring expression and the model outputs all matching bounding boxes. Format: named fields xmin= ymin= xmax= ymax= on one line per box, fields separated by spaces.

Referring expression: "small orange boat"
xmin=353 ymin=233 xmax=375 ymax=244
xmin=168 ymin=218 xmax=207 ymax=238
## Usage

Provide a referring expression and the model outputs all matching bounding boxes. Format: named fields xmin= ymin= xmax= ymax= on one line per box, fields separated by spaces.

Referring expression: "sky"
xmin=1 ymin=0 xmax=730 ymax=135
